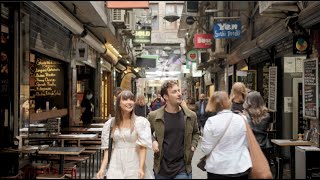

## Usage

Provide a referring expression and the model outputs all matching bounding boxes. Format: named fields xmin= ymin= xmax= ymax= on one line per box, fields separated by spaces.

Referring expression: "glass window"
xmin=176 ymin=4 xmax=183 ymax=29
xmin=150 ymin=4 xmax=159 ymax=30
xmin=19 ymin=10 xmax=30 ymax=131
xmin=165 ymin=4 xmax=177 ymax=30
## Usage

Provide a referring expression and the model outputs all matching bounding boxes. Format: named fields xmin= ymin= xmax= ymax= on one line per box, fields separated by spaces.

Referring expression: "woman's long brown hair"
xmin=113 ymin=90 xmax=135 ymax=132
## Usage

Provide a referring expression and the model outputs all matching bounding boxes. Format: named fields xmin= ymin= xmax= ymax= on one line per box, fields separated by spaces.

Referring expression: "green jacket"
xmin=147 ymin=105 xmax=200 ymax=174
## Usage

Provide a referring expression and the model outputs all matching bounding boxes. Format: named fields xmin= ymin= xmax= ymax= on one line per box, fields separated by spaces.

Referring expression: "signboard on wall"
xmin=213 ymin=21 xmax=241 ymax=39
xmin=303 ymin=58 xmax=318 ymax=119
xmin=29 ymin=52 xmax=66 ymax=110
xmin=194 ymin=34 xmax=212 ymax=49
xmin=236 ymin=70 xmax=257 ymax=91
xmin=293 ymin=35 xmax=311 ymax=55
xmin=133 ymin=30 xmax=151 ymax=44
xmin=268 ymin=66 xmax=277 ymax=112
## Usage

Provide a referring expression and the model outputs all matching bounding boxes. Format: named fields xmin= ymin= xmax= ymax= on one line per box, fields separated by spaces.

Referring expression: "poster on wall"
xmin=303 ymin=58 xmax=318 ymax=119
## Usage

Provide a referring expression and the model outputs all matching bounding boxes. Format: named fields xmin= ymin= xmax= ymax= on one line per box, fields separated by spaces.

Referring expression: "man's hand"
xmin=152 ymin=141 xmax=159 ymax=153
xmin=191 ymin=146 xmax=195 ymax=152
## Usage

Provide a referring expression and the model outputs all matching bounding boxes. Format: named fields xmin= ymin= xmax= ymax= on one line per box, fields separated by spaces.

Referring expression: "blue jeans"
xmin=155 ymin=172 xmax=192 ymax=179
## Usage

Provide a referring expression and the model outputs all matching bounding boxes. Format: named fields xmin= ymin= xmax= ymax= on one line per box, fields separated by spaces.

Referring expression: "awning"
xmin=227 ymin=19 xmax=290 ymax=65
xmin=298 ymin=1 xmax=320 ymax=28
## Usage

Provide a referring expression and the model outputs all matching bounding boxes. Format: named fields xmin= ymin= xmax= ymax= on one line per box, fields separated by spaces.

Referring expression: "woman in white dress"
xmin=97 ymin=90 xmax=154 ymax=179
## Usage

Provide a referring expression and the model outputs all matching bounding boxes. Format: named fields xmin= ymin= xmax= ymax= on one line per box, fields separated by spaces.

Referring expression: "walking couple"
xmin=97 ymin=81 xmax=200 ymax=179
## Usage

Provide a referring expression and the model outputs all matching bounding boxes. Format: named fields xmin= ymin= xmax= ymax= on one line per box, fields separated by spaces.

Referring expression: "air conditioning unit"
xmin=112 ymin=9 xmax=126 ymax=28
xmin=125 ymin=10 xmax=134 ymax=30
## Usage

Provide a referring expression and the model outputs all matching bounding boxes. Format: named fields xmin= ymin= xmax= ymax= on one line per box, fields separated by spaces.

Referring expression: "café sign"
xmin=133 ymin=30 xmax=151 ymax=44
xmin=194 ymin=34 xmax=213 ymax=49
xmin=213 ymin=21 xmax=241 ymax=39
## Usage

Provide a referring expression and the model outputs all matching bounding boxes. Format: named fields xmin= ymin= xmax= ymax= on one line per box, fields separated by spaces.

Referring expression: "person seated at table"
xmin=242 ymin=91 xmax=273 ymax=159
xmin=97 ymin=90 xmax=154 ymax=179
xmin=80 ymin=89 xmax=94 ymax=126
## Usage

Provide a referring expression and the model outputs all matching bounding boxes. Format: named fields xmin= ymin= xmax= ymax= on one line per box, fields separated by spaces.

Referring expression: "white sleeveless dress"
xmin=101 ymin=116 xmax=154 ymax=179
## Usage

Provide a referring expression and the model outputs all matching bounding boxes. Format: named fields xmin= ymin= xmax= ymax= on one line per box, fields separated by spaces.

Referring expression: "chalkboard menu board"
xmin=30 ymin=52 xmax=66 ymax=110
xmin=303 ymin=58 xmax=318 ymax=119
xmin=268 ymin=66 xmax=277 ymax=112
xmin=236 ymin=70 xmax=257 ymax=91
xmin=46 ymin=118 xmax=61 ymax=134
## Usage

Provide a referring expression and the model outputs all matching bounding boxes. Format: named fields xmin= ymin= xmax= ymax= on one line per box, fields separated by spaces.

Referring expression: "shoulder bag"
xmin=240 ymin=115 xmax=273 ymax=179
xmin=197 ymin=113 xmax=233 ymax=171
xmin=107 ymin=122 xmax=113 ymax=170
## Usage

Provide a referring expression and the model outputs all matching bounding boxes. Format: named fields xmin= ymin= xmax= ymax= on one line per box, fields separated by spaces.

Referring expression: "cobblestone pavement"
xmin=192 ymin=141 xmax=207 ymax=179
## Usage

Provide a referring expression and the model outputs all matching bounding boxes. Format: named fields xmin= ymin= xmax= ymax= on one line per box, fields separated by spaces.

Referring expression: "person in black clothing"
xmin=230 ymin=82 xmax=248 ymax=114
xmin=195 ymin=93 xmax=210 ymax=132
xmin=134 ymin=94 xmax=150 ymax=117
xmin=80 ymin=89 xmax=94 ymax=126
xmin=243 ymin=91 xmax=273 ymax=158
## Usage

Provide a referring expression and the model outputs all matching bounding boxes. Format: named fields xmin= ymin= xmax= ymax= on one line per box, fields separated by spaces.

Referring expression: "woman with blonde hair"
xmin=243 ymin=91 xmax=272 ymax=157
xmin=201 ymin=91 xmax=252 ymax=179
xmin=134 ymin=94 xmax=150 ymax=117
xmin=97 ymin=90 xmax=154 ymax=179
xmin=230 ymin=82 xmax=248 ymax=114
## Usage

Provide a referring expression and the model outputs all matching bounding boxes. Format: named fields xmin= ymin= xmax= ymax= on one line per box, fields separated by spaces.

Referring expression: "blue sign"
xmin=214 ymin=21 xmax=241 ymax=39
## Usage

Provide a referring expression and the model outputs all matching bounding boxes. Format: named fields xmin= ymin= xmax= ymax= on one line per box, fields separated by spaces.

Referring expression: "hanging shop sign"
xmin=186 ymin=49 xmax=198 ymax=69
xmin=293 ymin=35 xmax=311 ymax=55
xmin=194 ymin=34 xmax=213 ymax=49
xmin=213 ymin=21 xmax=241 ymax=39
xmin=303 ymin=58 xmax=318 ymax=119
xmin=133 ymin=30 xmax=151 ymax=44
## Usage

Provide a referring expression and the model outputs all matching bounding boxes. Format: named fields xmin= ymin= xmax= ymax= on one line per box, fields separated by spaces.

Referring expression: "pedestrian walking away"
xmin=242 ymin=91 xmax=273 ymax=159
xmin=230 ymin=82 xmax=248 ymax=114
xmin=195 ymin=93 xmax=210 ymax=134
xmin=147 ymin=80 xmax=200 ymax=179
xmin=97 ymin=90 xmax=154 ymax=179
xmin=201 ymin=91 xmax=252 ymax=179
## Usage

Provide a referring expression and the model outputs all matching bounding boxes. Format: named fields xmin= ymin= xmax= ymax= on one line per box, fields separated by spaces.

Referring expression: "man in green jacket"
xmin=147 ymin=80 xmax=200 ymax=179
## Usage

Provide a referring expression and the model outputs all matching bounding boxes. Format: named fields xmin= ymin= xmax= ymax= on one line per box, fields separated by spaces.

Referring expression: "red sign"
xmin=194 ymin=34 xmax=213 ymax=49
xmin=106 ymin=1 xmax=149 ymax=9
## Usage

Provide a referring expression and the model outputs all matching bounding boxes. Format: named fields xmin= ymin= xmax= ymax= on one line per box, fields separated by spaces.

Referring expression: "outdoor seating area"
xmin=0 ymin=121 xmax=105 ymax=179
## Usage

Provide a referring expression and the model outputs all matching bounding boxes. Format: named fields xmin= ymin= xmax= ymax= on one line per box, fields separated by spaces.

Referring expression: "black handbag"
xmin=197 ymin=155 xmax=207 ymax=171
xmin=106 ymin=122 xmax=113 ymax=170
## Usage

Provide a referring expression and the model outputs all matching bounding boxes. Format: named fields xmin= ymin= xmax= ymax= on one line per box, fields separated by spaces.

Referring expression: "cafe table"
xmin=19 ymin=133 xmax=98 ymax=147
xmin=38 ymin=147 xmax=85 ymax=174
xmin=90 ymin=123 xmax=105 ymax=127
xmin=271 ymin=139 xmax=312 ymax=179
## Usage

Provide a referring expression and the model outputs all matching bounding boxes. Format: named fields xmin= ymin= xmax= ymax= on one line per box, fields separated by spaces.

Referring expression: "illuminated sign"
xmin=133 ymin=30 xmax=151 ymax=44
